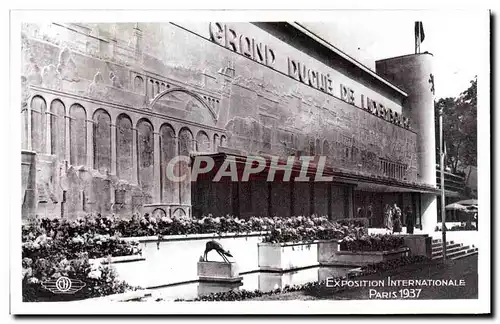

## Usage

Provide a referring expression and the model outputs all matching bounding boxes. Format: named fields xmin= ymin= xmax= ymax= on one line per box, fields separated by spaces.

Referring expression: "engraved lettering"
xmin=288 ymin=58 xmax=299 ymax=80
xmin=209 ymin=22 xmax=224 ymax=45
xmin=239 ymin=35 xmax=253 ymax=58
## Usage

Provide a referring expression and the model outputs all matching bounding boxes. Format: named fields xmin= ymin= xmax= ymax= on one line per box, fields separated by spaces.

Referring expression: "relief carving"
xmin=41 ymin=64 xmax=62 ymax=90
xmin=109 ymin=71 xmax=123 ymax=88
xmin=57 ymin=47 xmax=80 ymax=82
xmin=88 ymin=71 xmax=106 ymax=97
xmin=25 ymin=58 xmax=42 ymax=86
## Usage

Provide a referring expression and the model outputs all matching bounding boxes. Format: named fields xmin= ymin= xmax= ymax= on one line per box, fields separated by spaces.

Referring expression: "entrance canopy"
xmin=190 ymin=152 xmax=440 ymax=194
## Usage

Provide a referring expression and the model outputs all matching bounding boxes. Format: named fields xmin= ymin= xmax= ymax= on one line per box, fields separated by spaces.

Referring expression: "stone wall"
xmin=20 ymin=22 xmax=421 ymax=219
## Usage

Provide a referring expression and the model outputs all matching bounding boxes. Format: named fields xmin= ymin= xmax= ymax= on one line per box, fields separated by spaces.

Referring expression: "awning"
xmin=190 ymin=152 xmax=441 ymax=194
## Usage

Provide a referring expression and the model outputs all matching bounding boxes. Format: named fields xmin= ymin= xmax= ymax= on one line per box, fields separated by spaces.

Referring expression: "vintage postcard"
xmin=9 ymin=8 xmax=491 ymax=315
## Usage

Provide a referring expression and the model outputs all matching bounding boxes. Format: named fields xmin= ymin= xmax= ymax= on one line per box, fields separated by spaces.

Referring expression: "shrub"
xmin=22 ymin=252 xmax=136 ymax=302
xmin=340 ymin=234 xmax=405 ymax=252
xmin=261 ymin=215 xmax=366 ymax=243
xmin=24 ymin=214 xmax=368 ymax=241
xmin=22 ymin=215 xmax=141 ymax=302
xmin=22 ymin=216 xmax=142 ymax=260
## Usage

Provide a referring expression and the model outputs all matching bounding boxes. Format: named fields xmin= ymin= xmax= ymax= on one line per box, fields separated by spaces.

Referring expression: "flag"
xmin=415 ymin=21 xmax=425 ymax=43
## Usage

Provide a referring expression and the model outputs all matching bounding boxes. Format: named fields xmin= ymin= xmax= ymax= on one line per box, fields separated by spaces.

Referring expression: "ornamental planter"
xmin=317 ymin=240 xmax=341 ymax=265
xmin=258 ymin=241 xmax=318 ymax=272
xmin=318 ymin=245 xmax=410 ymax=266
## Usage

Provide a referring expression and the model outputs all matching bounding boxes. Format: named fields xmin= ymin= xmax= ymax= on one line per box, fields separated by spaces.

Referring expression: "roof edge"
xmin=376 ymin=52 xmax=434 ymax=63
xmin=289 ymin=22 xmax=408 ymax=98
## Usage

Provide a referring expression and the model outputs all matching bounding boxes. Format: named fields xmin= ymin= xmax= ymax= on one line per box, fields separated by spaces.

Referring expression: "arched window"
xmin=116 ymin=114 xmax=133 ymax=181
xmin=155 ymin=81 xmax=160 ymax=96
xmin=308 ymin=138 xmax=315 ymax=156
xmin=315 ymin=138 xmax=321 ymax=156
xmin=160 ymin=123 xmax=176 ymax=203
xmin=134 ymin=76 xmax=144 ymax=94
xmin=50 ymin=99 xmax=65 ymax=160
xmin=137 ymin=119 xmax=154 ymax=203
xmin=178 ymin=128 xmax=193 ymax=205
xmin=21 ymin=108 xmax=28 ymax=150
xmin=323 ymin=140 xmax=330 ymax=158
xmin=220 ymin=135 xmax=227 ymax=147
xmin=149 ymin=79 xmax=155 ymax=98
xmin=196 ymin=131 xmax=210 ymax=152
xmin=30 ymin=96 xmax=46 ymax=153
xmin=213 ymin=134 xmax=219 ymax=151
xmin=93 ymin=109 xmax=112 ymax=173
xmin=69 ymin=103 xmax=87 ymax=165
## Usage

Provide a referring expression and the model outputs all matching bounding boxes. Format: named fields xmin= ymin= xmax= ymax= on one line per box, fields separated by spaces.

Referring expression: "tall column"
xmin=45 ymin=111 xmax=52 ymax=155
xmin=27 ymin=105 xmax=32 ymax=151
xmin=132 ymin=127 xmax=138 ymax=184
xmin=171 ymin=136 xmax=179 ymax=204
xmin=86 ymin=119 xmax=94 ymax=168
xmin=65 ymin=115 xmax=72 ymax=162
xmin=153 ymin=131 xmax=161 ymax=202
xmin=375 ymin=53 xmax=436 ymax=185
xmin=110 ymin=123 xmax=117 ymax=175
xmin=376 ymin=53 xmax=437 ymax=231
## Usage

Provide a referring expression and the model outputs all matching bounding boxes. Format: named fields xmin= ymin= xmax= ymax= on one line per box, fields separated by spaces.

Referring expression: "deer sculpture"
xmin=203 ymin=240 xmax=233 ymax=263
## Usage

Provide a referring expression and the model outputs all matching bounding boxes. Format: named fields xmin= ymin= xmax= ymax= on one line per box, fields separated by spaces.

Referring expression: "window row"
xmin=24 ymin=96 xmax=228 ymax=176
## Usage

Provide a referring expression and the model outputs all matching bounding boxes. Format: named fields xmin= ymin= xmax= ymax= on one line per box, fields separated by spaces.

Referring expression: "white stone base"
xmin=258 ymin=242 xmax=318 ymax=272
xmin=197 ymin=261 xmax=242 ymax=283
xmin=318 ymin=247 xmax=410 ymax=266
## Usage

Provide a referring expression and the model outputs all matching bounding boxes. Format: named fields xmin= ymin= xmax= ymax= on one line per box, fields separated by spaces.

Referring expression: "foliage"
xmin=435 ymin=223 xmax=477 ymax=231
xmin=22 ymin=252 xmax=137 ymax=302
xmin=22 ymin=216 xmax=141 ymax=260
xmin=435 ymin=76 xmax=477 ymax=173
xmin=340 ymin=234 xmax=405 ymax=252
xmin=24 ymin=214 xmax=367 ymax=241
xmin=22 ymin=215 xmax=141 ymax=302
xmin=261 ymin=215 xmax=366 ymax=243
xmin=173 ymin=255 xmax=429 ymax=302
xmin=337 ymin=218 xmax=369 ymax=233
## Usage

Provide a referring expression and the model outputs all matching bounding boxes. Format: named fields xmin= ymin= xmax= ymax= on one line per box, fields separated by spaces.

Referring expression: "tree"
xmin=434 ymin=76 xmax=477 ymax=174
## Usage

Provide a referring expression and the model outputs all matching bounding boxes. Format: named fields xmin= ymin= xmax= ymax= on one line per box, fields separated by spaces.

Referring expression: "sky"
xmin=302 ymin=10 xmax=488 ymax=99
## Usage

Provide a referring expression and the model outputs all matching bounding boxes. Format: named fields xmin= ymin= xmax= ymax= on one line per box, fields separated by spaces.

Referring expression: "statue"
xmin=203 ymin=240 xmax=233 ymax=263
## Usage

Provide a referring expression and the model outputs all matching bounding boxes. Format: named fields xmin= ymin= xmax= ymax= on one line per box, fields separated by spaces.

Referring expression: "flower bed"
xmin=262 ymin=216 xmax=365 ymax=244
xmin=340 ymin=234 xmax=405 ymax=252
xmin=258 ymin=216 xmax=366 ymax=271
xmin=318 ymin=234 xmax=408 ymax=266
xmin=22 ymin=252 xmax=138 ymax=302
xmin=22 ymin=216 xmax=142 ymax=302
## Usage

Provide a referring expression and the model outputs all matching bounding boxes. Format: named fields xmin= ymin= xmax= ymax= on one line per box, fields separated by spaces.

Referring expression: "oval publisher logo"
xmin=42 ymin=276 xmax=86 ymax=294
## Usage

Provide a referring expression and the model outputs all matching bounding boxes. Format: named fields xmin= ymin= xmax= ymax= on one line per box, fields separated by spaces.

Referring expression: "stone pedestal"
xmin=197 ymin=281 xmax=243 ymax=296
xmin=197 ymin=261 xmax=242 ymax=283
xmin=402 ymin=234 xmax=432 ymax=258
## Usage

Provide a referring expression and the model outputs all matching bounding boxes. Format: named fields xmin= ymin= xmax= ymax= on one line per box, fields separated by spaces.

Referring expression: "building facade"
xmin=20 ymin=22 xmax=439 ymax=231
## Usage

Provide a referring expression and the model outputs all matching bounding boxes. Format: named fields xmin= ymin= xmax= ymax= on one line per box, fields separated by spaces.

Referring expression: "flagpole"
xmin=439 ymin=106 xmax=447 ymax=260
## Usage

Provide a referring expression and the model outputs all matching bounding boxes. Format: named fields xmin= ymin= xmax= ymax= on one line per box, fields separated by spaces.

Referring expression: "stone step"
xmin=432 ymin=242 xmax=461 ymax=252
xmin=432 ymin=246 xmax=477 ymax=260
xmin=451 ymin=249 xmax=478 ymax=261
xmin=432 ymin=245 xmax=465 ymax=257
xmin=432 ymin=241 xmax=455 ymax=248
